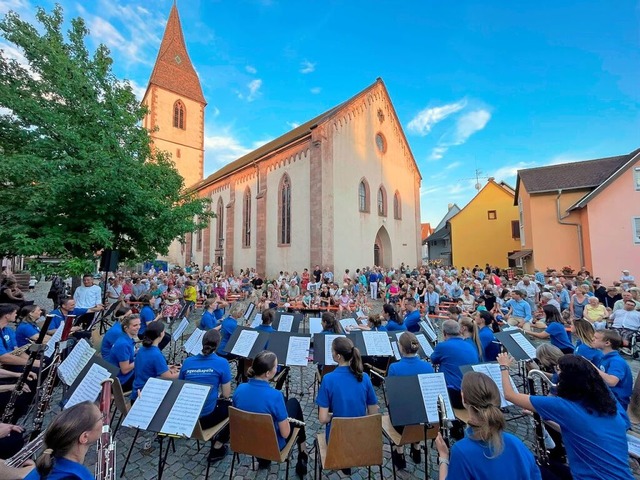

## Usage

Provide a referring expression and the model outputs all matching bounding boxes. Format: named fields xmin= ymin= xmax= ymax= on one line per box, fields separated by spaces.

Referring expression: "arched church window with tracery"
xmin=173 ymin=100 xmax=186 ymax=129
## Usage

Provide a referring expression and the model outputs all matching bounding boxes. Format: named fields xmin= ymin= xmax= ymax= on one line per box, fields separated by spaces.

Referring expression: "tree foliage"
xmin=0 ymin=5 xmax=211 ymax=265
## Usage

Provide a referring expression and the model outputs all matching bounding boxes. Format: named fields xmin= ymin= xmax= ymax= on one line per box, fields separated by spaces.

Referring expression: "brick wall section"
xmin=202 ymin=223 xmax=211 ymax=266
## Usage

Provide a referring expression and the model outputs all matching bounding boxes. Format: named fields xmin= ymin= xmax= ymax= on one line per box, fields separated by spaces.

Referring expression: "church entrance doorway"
xmin=374 ymin=226 xmax=392 ymax=268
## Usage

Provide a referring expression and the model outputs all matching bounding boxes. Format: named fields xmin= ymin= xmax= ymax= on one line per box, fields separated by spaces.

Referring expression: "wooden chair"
xmin=453 ymin=407 xmax=470 ymax=425
xmin=192 ymin=418 xmax=231 ymax=480
xmin=228 ymin=406 xmax=300 ymax=480
xmin=314 ymin=414 xmax=383 ymax=479
xmin=381 ymin=415 xmax=438 ymax=480
xmin=312 ymin=364 xmax=337 ymax=398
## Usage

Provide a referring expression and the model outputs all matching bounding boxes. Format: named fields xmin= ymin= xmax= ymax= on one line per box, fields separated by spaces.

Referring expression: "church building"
xmin=144 ymin=5 xmax=423 ymax=277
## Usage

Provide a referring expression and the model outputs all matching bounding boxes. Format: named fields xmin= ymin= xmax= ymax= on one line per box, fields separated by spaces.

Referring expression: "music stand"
xmin=312 ymin=333 xmax=346 ymax=366
xmin=272 ymin=312 xmax=302 ymax=333
xmin=261 ymin=332 xmax=311 ymax=397
xmin=95 ymin=301 xmax=119 ymax=335
xmin=495 ymin=330 xmax=537 ymax=391
xmin=223 ymin=326 xmax=270 ymax=358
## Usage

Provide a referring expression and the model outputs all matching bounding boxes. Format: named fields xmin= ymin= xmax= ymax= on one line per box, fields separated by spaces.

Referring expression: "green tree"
xmin=0 ymin=5 xmax=211 ymax=269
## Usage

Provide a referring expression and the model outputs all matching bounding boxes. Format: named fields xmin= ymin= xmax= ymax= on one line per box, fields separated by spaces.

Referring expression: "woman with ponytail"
xmin=435 ymin=372 xmax=541 ymax=480
xmin=24 ymin=401 xmax=102 ymax=479
xmin=233 ymin=351 xmax=308 ymax=477
xmin=316 ymin=337 xmax=378 ymax=443
xmin=459 ymin=316 xmax=483 ymax=361
xmin=179 ymin=329 xmax=231 ymax=462
xmin=16 ymin=305 xmax=50 ymax=347
xmin=383 ymin=303 xmax=406 ymax=331
xmin=106 ymin=314 xmax=140 ymax=392
xmin=130 ymin=321 xmax=178 ymax=401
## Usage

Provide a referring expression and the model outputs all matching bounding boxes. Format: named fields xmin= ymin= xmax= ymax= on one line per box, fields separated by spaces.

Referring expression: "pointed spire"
xmin=147 ymin=4 xmax=206 ymax=104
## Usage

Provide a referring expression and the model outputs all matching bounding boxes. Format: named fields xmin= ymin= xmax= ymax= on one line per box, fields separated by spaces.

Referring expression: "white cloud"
xmin=310 ymin=87 xmax=321 ymax=94
xmin=204 ymin=132 xmax=252 ymax=169
xmin=445 ymin=161 xmax=462 ymax=170
xmin=544 ymin=153 xmax=585 ymax=166
xmin=245 ymin=65 xmax=257 ymax=74
xmin=0 ymin=0 xmax=30 ymax=16
xmin=407 ymin=99 xmax=467 ymax=136
xmin=126 ymin=79 xmax=146 ymax=101
xmin=300 ymin=59 xmax=315 ymax=74
xmin=287 ymin=121 xmax=301 ymax=129
xmin=491 ymin=162 xmax=536 ymax=182
xmin=429 ymin=146 xmax=447 ymax=161
xmin=252 ymin=138 xmax=273 ymax=149
xmin=237 ymin=79 xmax=263 ymax=102
xmin=429 ymin=108 xmax=491 ymax=160
xmin=420 ymin=186 xmax=445 ymax=196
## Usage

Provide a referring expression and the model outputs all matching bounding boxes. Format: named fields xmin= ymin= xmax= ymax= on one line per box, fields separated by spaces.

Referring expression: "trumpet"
xmin=437 ymin=394 xmax=451 ymax=448
xmin=5 ymin=431 xmax=45 ymax=468
xmin=527 ymin=369 xmax=557 ymax=466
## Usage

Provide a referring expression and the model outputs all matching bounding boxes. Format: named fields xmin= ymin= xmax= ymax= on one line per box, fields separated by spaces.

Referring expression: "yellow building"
xmin=449 ymin=178 xmax=520 ymax=269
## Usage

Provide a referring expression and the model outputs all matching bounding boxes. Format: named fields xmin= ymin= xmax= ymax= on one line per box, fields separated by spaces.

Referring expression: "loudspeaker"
xmin=100 ymin=249 xmax=119 ymax=272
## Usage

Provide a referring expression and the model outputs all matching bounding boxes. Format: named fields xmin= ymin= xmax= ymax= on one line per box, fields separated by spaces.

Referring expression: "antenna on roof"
xmin=461 ymin=168 xmax=491 ymax=190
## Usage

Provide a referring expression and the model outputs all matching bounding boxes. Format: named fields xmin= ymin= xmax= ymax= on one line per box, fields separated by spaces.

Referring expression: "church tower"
xmin=142 ymin=4 xmax=206 ymax=188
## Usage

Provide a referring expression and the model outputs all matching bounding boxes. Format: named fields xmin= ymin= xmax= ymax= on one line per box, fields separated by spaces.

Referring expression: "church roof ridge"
xmin=146 ymin=4 xmax=206 ymax=105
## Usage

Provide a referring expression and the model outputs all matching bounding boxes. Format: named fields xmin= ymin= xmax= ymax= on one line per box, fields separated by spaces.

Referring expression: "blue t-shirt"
xmin=371 ymin=325 xmax=387 ymax=332
xmin=600 ymin=351 xmax=633 ymax=411
xmin=430 ymin=337 xmax=480 ymax=390
xmin=530 ymin=395 xmax=633 ymax=480
xmin=315 ymin=366 xmax=377 ymax=441
xmin=255 ymin=324 xmax=275 ymax=333
xmin=180 ymin=353 xmax=231 ymax=416
xmin=132 ymin=345 xmax=169 ymax=400
xmin=386 ymin=319 xmax=407 ymax=332
xmin=448 ymin=430 xmax=541 ymax=480
xmin=575 ymin=340 xmax=603 ymax=367
xmin=479 ymin=326 xmax=500 ymax=362
xmin=16 ymin=322 xmax=39 ymax=347
xmin=200 ymin=311 xmax=218 ymax=330
xmin=404 ymin=310 xmax=421 ymax=333
xmin=388 ymin=356 xmax=434 ymax=376
xmin=107 ymin=335 xmax=135 ymax=385
xmin=49 ymin=308 xmax=88 ymax=330
xmin=218 ymin=317 xmax=239 ymax=354
xmin=101 ymin=322 xmax=123 ymax=359
xmin=545 ymin=322 xmax=574 ymax=351
xmin=213 ymin=307 xmax=225 ymax=321
xmin=0 ymin=326 xmax=17 ymax=356
xmin=24 ymin=457 xmax=93 ymax=480
xmin=139 ymin=306 xmax=155 ymax=335
xmin=233 ymin=379 xmax=288 ymax=449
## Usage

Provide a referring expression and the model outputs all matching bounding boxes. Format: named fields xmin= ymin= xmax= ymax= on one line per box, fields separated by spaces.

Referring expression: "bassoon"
xmin=1 ymin=314 xmax=54 ymax=424
xmin=96 ymin=378 xmax=116 ymax=480
xmin=30 ymin=316 xmax=74 ymax=440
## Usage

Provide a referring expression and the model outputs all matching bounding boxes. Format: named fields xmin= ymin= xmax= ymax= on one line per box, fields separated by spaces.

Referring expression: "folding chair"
xmin=228 ymin=406 xmax=300 ymax=480
xmin=192 ymin=418 xmax=231 ymax=480
xmin=314 ymin=414 xmax=383 ymax=479
xmin=381 ymin=415 xmax=438 ymax=480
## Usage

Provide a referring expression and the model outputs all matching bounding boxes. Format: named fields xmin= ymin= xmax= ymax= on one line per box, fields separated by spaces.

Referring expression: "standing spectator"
xmin=73 ymin=274 xmax=103 ymax=310
xmin=516 ymin=276 xmax=539 ymax=313
xmin=553 ymin=283 xmax=570 ymax=311
xmin=621 ymin=269 xmax=635 ymax=291
xmin=569 ymin=285 xmax=589 ymax=319
xmin=592 ymin=279 xmax=607 ymax=305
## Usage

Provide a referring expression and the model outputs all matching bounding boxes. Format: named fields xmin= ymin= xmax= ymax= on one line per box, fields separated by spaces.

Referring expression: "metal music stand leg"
xmin=120 ymin=428 xmax=140 ymax=477
xmin=423 ymin=423 xmax=429 ymax=480
xmin=157 ymin=435 xmax=164 ymax=480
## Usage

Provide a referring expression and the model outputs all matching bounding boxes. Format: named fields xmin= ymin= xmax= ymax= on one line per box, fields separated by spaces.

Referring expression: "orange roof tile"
xmin=146 ymin=4 xmax=206 ymax=105
xmin=421 ymin=223 xmax=433 ymax=240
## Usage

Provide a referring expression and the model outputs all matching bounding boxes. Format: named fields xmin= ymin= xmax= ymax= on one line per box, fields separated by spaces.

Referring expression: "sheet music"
xmin=230 ymin=329 xmax=260 ymax=357
xmin=415 ymin=333 xmax=434 ymax=357
xmin=57 ymin=339 xmax=96 ymax=385
xmin=417 ymin=373 xmax=455 ymax=423
xmin=309 ymin=317 xmax=323 ymax=335
xmin=356 ymin=309 xmax=365 ymax=318
xmin=362 ymin=331 xmax=393 ymax=356
xmin=502 ymin=325 xmax=518 ymax=332
xmin=64 ymin=363 xmax=111 ymax=409
xmin=183 ymin=329 xmax=205 ymax=355
xmin=44 ymin=321 xmax=64 ymax=358
xmin=628 ymin=434 xmax=640 ymax=457
xmin=511 ymin=332 xmax=537 ymax=359
xmin=471 ymin=363 xmax=517 ymax=408
xmin=339 ymin=317 xmax=359 ymax=331
xmin=324 ymin=335 xmax=345 ymax=365
xmin=172 ymin=317 xmax=189 ymax=341
xmin=243 ymin=303 xmax=256 ymax=320
xmin=160 ymin=383 xmax=210 ymax=436
xmin=122 ymin=377 xmax=171 ymax=430
xmin=420 ymin=321 xmax=437 ymax=342
xmin=286 ymin=336 xmax=311 ymax=366
xmin=277 ymin=314 xmax=295 ymax=332
xmin=391 ymin=341 xmax=401 ymax=360
xmin=250 ymin=313 xmax=263 ymax=328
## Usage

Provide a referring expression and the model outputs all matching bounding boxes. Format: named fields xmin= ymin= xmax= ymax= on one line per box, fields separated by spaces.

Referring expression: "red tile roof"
xmin=146 ymin=4 xmax=206 ymax=105
xmin=421 ymin=223 xmax=433 ymax=240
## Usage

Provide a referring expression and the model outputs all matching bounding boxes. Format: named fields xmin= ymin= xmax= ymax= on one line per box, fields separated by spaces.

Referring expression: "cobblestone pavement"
xmin=22 ymin=281 xmax=640 ymax=479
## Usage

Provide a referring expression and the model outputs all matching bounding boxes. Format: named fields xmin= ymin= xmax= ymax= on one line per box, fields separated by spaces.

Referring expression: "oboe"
xmin=5 ymin=431 xmax=45 ymax=468
xmin=1 ymin=314 xmax=54 ymax=424
xmin=30 ymin=316 xmax=74 ymax=440
xmin=527 ymin=369 xmax=557 ymax=466
xmin=96 ymin=379 xmax=116 ymax=480
xmin=437 ymin=394 xmax=451 ymax=447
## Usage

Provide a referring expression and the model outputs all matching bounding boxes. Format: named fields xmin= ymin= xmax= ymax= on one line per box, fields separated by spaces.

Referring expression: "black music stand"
xmin=95 ymin=301 xmax=120 ymax=335
xmin=272 ymin=311 xmax=303 ymax=333
xmin=243 ymin=302 xmax=256 ymax=322
xmin=495 ymin=330 xmax=536 ymax=392
xmin=312 ymin=333 xmax=347 ymax=366
xmin=386 ymin=331 xmax=433 ymax=359
xmin=261 ymin=332 xmax=311 ymax=398
xmin=62 ymin=356 xmax=118 ymax=405
xmin=223 ymin=326 xmax=270 ymax=358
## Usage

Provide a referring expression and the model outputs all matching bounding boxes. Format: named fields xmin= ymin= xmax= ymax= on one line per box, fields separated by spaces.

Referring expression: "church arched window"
xmin=278 ymin=174 xmax=291 ymax=245
xmin=173 ymin=100 xmax=186 ymax=129
xmin=216 ymin=198 xmax=224 ymax=249
xmin=393 ymin=191 xmax=401 ymax=220
xmin=243 ymin=187 xmax=251 ymax=248
xmin=359 ymin=178 xmax=370 ymax=213
xmin=378 ymin=185 xmax=387 ymax=217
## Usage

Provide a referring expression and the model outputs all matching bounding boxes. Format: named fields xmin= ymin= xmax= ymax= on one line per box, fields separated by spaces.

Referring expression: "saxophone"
xmin=5 ymin=431 xmax=45 ymax=468
xmin=30 ymin=316 xmax=74 ymax=440
xmin=1 ymin=315 xmax=54 ymax=424
xmin=96 ymin=379 xmax=116 ymax=480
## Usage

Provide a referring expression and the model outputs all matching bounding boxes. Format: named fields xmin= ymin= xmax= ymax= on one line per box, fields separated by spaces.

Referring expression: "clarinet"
xmin=527 ymin=369 xmax=557 ymax=466
xmin=5 ymin=431 xmax=45 ymax=468
xmin=287 ymin=417 xmax=306 ymax=428
xmin=96 ymin=379 xmax=116 ymax=480
xmin=437 ymin=394 xmax=451 ymax=447
xmin=30 ymin=316 xmax=74 ymax=440
xmin=1 ymin=315 xmax=54 ymax=424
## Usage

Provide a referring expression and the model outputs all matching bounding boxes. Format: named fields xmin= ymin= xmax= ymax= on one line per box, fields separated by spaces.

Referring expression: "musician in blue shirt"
xmin=100 ymin=306 xmax=130 ymax=359
xmin=525 ymin=306 xmax=574 ymax=354
xmin=138 ymin=294 xmax=157 ymax=336
xmin=383 ymin=304 xmax=407 ymax=332
xmin=48 ymin=298 xmax=93 ymax=332
xmin=131 ymin=321 xmax=178 ymax=401
xmin=593 ymin=330 xmax=633 ymax=411
xmin=0 ymin=304 xmax=34 ymax=370
xmin=254 ymin=308 xmax=276 ymax=333
xmin=106 ymin=315 xmax=139 ymax=392
xmin=475 ymin=311 xmax=500 ymax=362
xmin=199 ymin=298 xmax=219 ymax=330
xmin=572 ymin=319 xmax=603 ymax=366
xmin=233 ymin=350 xmax=308 ymax=475
xmin=16 ymin=305 xmax=50 ymax=347
xmin=499 ymin=352 xmax=633 ymax=480
xmin=403 ymin=298 xmax=421 ymax=333
xmin=217 ymin=303 xmax=244 ymax=356
xmin=25 ymin=401 xmax=102 ymax=480
xmin=179 ymin=329 xmax=232 ymax=462
xmin=430 ymin=320 xmax=480 ymax=409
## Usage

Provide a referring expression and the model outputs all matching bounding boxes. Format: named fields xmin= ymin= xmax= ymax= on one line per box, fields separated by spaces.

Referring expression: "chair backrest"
xmin=229 ymin=406 xmax=282 ymax=462
xmin=111 ymin=378 xmax=130 ymax=417
xmin=324 ymin=414 xmax=383 ymax=470
xmin=401 ymin=424 xmax=437 ymax=444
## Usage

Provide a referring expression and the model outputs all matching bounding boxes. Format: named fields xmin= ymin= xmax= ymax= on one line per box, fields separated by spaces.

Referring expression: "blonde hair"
xmin=462 ymin=372 xmax=505 ymax=457
xmin=573 ymin=319 xmax=595 ymax=345
xmin=459 ymin=316 xmax=482 ymax=359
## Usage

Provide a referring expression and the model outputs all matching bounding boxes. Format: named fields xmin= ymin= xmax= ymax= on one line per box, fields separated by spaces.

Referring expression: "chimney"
xmin=448 ymin=203 xmax=453 ymax=210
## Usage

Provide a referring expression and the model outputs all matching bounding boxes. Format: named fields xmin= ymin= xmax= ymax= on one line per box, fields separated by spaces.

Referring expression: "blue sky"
xmin=2 ymin=0 xmax=639 ymax=225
